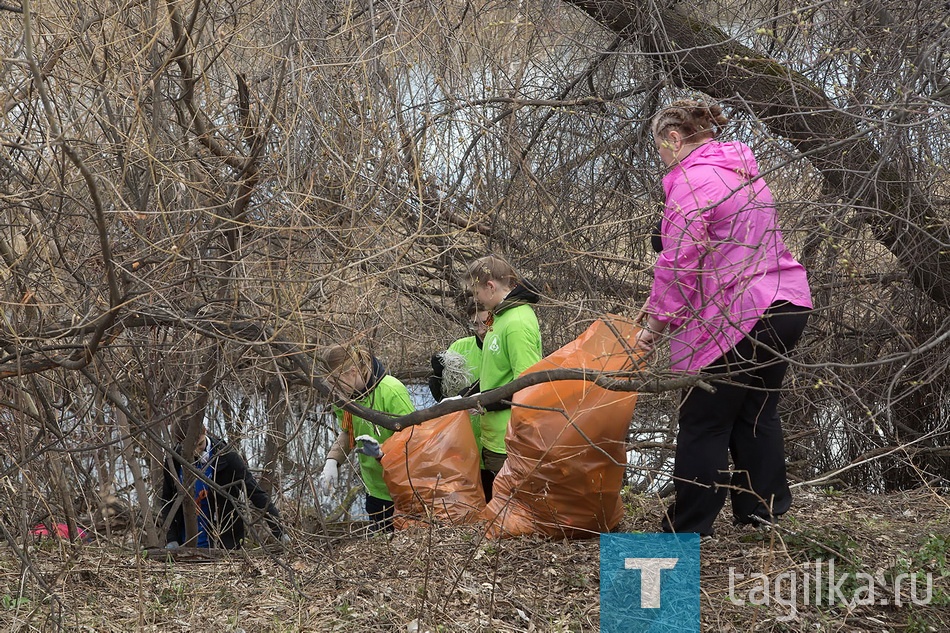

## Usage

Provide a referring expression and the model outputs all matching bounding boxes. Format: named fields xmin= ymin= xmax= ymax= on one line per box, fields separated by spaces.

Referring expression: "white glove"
xmin=355 ymin=435 xmax=383 ymax=459
xmin=165 ymin=540 xmax=180 ymax=550
xmin=319 ymin=458 xmax=338 ymax=493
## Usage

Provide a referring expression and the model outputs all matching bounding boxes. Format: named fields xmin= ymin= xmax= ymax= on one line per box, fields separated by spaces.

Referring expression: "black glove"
xmin=458 ymin=381 xmax=508 ymax=411
xmin=483 ymin=399 xmax=512 ymax=412
xmin=651 ymin=217 xmax=664 ymax=253
xmin=428 ymin=353 xmax=445 ymax=401
xmin=459 ymin=380 xmax=480 ymax=398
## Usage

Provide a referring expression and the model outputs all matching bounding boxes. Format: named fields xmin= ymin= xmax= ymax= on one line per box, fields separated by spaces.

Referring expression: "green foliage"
xmin=916 ymin=533 xmax=949 ymax=576
xmin=566 ymin=572 xmax=589 ymax=589
xmin=2 ymin=594 xmax=29 ymax=610
xmin=335 ymin=600 xmax=353 ymax=618
xmin=781 ymin=522 xmax=861 ymax=567
xmin=881 ymin=533 xmax=950 ymax=632
xmin=888 ymin=534 xmax=950 ymax=605
xmin=904 ymin=612 xmax=943 ymax=633
xmin=776 ymin=523 xmax=868 ymax=605
xmin=156 ymin=582 xmax=186 ymax=606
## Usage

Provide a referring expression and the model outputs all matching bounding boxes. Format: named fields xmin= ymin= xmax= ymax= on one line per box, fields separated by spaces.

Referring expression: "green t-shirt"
xmin=334 ymin=374 xmax=414 ymax=500
xmin=479 ymin=303 xmax=542 ymax=454
xmin=448 ymin=336 xmax=482 ymax=381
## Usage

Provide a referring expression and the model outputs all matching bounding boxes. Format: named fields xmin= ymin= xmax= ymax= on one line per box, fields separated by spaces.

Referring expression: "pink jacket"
xmin=645 ymin=141 xmax=812 ymax=373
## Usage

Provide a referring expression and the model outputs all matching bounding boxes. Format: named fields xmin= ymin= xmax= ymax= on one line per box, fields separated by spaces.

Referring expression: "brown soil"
xmin=1 ymin=487 xmax=947 ymax=632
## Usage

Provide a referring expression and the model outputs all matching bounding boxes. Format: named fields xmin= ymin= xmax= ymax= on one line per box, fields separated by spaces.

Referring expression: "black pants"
xmin=480 ymin=449 xmax=507 ymax=503
xmin=662 ymin=302 xmax=809 ymax=536
xmin=366 ymin=495 xmax=394 ymax=532
xmin=480 ymin=469 xmax=496 ymax=503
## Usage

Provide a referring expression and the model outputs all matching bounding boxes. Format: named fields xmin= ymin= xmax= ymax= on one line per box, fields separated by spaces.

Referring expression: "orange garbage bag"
xmin=381 ymin=411 xmax=486 ymax=529
xmin=482 ymin=317 xmax=642 ymax=539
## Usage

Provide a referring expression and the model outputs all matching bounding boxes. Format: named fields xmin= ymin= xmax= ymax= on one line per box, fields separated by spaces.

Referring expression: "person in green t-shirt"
xmin=317 ymin=345 xmax=414 ymax=531
xmin=465 ymin=254 xmax=542 ymax=500
xmin=429 ymin=298 xmax=489 ymax=402
xmin=429 ymin=299 xmax=491 ymax=498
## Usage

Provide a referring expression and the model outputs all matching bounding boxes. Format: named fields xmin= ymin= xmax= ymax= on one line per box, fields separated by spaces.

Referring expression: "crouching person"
xmin=160 ymin=424 xmax=288 ymax=549
xmin=318 ymin=345 xmax=414 ymax=532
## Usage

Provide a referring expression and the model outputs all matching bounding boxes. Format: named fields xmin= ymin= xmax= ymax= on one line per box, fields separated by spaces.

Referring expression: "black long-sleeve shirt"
xmin=159 ymin=436 xmax=283 ymax=549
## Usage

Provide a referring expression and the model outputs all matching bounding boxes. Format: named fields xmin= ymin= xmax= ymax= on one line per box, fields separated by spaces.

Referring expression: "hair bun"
xmin=652 ymin=99 xmax=728 ymax=139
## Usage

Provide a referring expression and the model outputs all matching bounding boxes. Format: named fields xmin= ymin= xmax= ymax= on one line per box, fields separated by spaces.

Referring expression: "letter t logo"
xmin=624 ymin=558 xmax=679 ymax=608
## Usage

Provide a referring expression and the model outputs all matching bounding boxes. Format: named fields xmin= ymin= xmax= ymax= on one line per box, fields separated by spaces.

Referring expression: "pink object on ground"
xmin=30 ymin=523 xmax=88 ymax=540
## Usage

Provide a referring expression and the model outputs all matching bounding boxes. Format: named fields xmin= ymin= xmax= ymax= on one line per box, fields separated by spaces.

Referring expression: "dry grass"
xmin=0 ymin=488 xmax=947 ymax=632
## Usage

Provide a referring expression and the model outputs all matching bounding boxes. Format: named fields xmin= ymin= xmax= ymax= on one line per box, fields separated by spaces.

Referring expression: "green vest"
xmin=334 ymin=374 xmax=414 ymax=500
xmin=479 ymin=303 xmax=542 ymax=454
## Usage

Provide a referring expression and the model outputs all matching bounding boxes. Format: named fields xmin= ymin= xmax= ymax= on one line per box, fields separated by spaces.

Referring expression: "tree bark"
xmin=176 ymin=348 xmax=219 ymax=546
xmin=110 ymin=386 xmax=160 ymax=547
xmin=565 ymin=0 xmax=950 ymax=310
xmin=262 ymin=375 xmax=289 ymax=497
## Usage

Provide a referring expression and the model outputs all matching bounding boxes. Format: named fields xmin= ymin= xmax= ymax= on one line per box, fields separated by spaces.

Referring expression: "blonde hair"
xmin=321 ymin=345 xmax=373 ymax=381
xmin=464 ymin=254 xmax=519 ymax=287
xmin=172 ymin=421 xmax=205 ymax=444
xmin=651 ymin=99 xmax=728 ymax=142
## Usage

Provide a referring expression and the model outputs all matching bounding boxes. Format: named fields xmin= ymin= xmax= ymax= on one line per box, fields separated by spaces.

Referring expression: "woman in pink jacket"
xmin=635 ymin=100 xmax=812 ymax=537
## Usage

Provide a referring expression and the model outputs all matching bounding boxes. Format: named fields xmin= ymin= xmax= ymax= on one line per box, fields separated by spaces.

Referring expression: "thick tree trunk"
xmin=262 ymin=376 xmax=289 ymax=497
xmin=176 ymin=349 xmax=219 ymax=546
xmin=109 ymin=386 xmax=160 ymax=547
xmin=566 ymin=0 xmax=950 ymax=310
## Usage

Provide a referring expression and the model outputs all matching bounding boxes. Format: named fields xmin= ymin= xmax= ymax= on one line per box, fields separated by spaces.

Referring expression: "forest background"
xmin=0 ymin=0 xmax=948 ymax=630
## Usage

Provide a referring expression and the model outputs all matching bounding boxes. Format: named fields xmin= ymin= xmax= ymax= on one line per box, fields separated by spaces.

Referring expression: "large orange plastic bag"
xmin=381 ymin=411 xmax=485 ymax=529
xmin=482 ymin=317 xmax=642 ymax=539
